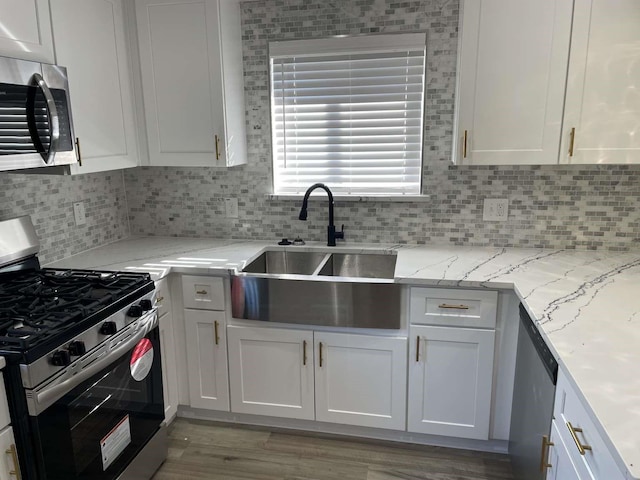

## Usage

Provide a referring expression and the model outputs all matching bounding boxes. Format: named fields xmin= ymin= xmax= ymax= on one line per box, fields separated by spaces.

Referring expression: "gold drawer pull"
xmin=463 ymin=129 xmax=468 ymax=159
xmin=567 ymin=422 xmax=592 ymax=455
xmin=540 ymin=435 xmax=554 ymax=471
xmin=6 ymin=444 xmax=21 ymax=479
xmin=438 ymin=304 xmax=470 ymax=310
xmin=156 ymin=296 xmax=165 ymax=304
xmin=196 ymin=289 xmax=208 ymax=295
xmin=214 ymin=321 xmax=220 ymax=345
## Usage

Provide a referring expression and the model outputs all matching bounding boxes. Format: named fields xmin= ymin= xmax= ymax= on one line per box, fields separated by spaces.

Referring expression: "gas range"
xmin=0 ymin=216 xmax=166 ymax=480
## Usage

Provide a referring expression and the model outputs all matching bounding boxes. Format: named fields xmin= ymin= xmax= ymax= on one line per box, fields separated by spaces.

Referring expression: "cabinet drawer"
xmin=0 ymin=373 xmax=10 ymax=430
xmin=181 ymin=276 xmax=225 ymax=311
xmin=155 ymin=278 xmax=172 ymax=318
xmin=409 ymin=288 xmax=497 ymax=328
xmin=554 ymin=370 xmax=625 ymax=480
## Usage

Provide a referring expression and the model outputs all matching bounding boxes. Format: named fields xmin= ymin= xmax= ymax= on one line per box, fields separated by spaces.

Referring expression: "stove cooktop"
xmin=0 ymin=268 xmax=154 ymax=357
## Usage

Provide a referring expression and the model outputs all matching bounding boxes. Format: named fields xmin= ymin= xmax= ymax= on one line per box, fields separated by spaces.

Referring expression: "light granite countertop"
xmin=49 ymin=236 xmax=640 ymax=479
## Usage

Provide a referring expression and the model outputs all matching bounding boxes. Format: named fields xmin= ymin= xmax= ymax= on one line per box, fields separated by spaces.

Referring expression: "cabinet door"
xmin=227 ymin=325 xmax=314 ymax=420
xmin=456 ymin=0 xmax=572 ymax=165
xmin=136 ymin=0 xmax=224 ymax=167
xmin=0 ymin=427 xmax=20 ymax=480
xmin=50 ymin=0 xmax=139 ymax=173
xmin=561 ymin=0 xmax=640 ymax=164
xmin=159 ymin=311 xmax=179 ymax=422
xmin=408 ymin=325 xmax=495 ymax=440
xmin=548 ymin=421 xmax=583 ymax=480
xmin=0 ymin=0 xmax=54 ymax=63
xmin=314 ymin=332 xmax=407 ymax=430
xmin=185 ymin=309 xmax=230 ymax=411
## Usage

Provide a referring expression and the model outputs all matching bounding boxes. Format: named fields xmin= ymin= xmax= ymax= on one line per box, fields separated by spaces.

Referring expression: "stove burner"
xmin=0 ymin=268 xmax=153 ymax=353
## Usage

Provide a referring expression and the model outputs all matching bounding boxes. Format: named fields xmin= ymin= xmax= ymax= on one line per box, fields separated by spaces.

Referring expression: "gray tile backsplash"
xmin=124 ymin=0 xmax=640 ymax=251
xmin=2 ymin=0 xmax=638 ymax=262
xmin=0 ymin=171 xmax=129 ymax=264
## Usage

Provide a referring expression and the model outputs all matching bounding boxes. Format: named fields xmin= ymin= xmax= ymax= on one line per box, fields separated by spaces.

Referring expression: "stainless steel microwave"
xmin=0 ymin=56 xmax=77 ymax=172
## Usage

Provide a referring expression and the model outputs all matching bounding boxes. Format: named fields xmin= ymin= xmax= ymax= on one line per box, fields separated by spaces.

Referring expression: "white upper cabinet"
xmin=456 ymin=0 xmax=573 ymax=165
xmin=0 ymin=0 xmax=54 ymax=63
xmin=50 ymin=0 xmax=140 ymax=174
xmin=135 ymin=0 xmax=247 ymax=167
xmin=561 ymin=0 xmax=640 ymax=164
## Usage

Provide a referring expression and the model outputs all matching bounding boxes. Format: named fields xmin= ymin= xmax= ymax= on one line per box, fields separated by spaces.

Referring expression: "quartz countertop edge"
xmin=47 ymin=236 xmax=640 ymax=479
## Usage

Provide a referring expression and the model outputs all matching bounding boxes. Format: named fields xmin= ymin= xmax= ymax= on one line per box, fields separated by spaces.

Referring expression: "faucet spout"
xmin=298 ymin=183 xmax=344 ymax=246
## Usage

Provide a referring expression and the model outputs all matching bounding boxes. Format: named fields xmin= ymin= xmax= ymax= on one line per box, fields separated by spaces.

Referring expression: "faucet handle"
xmin=335 ymin=224 xmax=345 ymax=240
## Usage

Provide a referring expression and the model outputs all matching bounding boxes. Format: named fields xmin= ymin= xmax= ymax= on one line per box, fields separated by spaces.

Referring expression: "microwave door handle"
xmin=29 ymin=313 xmax=157 ymax=416
xmin=30 ymin=73 xmax=59 ymax=165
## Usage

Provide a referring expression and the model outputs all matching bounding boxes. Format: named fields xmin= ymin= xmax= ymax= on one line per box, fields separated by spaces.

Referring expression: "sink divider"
xmin=311 ymin=253 xmax=333 ymax=276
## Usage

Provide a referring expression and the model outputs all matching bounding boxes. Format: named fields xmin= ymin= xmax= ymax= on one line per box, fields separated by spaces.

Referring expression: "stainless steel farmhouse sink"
xmin=231 ymin=250 xmax=402 ymax=329
xmin=242 ymin=250 xmax=328 ymax=275
xmin=317 ymin=253 xmax=396 ymax=279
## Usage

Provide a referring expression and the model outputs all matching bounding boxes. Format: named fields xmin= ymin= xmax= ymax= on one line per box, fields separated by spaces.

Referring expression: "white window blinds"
xmin=270 ymin=34 xmax=426 ymax=195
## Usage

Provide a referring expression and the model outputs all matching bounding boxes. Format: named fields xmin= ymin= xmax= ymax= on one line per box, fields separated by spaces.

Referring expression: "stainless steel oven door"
xmin=27 ymin=313 xmax=164 ymax=480
xmin=0 ymin=56 xmax=77 ymax=171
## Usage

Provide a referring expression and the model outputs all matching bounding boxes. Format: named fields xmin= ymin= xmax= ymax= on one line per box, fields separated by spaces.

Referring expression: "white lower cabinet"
xmin=227 ymin=326 xmax=314 ymax=420
xmin=0 ymin=426 xmax=19 ymax=480
xmin=185 ymin=309 xmax=230 ymax=411
xmin=159 ymin=311 xmax=178 ymax=422
xmin=408 ymin=325 xmax=495 ymax=440
xmin=548 ymin=420 xmax=582 ymax=480
xmin=227 ymin=326 xmax=407 ymax=429
xmin=314 ymin=332 xmax=407 ymax=430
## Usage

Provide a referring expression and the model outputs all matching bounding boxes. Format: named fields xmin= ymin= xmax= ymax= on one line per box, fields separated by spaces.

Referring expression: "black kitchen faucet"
xmin=298 ymin=183 xmax=345 ymax=246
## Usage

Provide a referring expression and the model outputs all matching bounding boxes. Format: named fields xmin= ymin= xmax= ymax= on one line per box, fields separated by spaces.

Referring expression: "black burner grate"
xmin=0 ymin=268 xmax=153 ymax=355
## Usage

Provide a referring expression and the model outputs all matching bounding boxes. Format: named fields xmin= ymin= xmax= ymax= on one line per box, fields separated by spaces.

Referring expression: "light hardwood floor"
xmin=153 ymin=418 xmax=514 ymax=480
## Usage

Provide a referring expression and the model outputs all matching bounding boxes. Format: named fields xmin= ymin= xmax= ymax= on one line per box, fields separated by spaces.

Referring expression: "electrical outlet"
xmin=224 ymin=198 xmax=239 ymax=218
xmin=73 ymin=202 xmax=86 ymax=226
xmin=483 ymin=198 xmax=509 ymax=222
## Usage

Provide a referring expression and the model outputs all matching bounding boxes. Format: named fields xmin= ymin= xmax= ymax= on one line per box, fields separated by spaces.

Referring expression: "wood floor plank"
xmin=153 ymin=419 xmax=513 ymax=480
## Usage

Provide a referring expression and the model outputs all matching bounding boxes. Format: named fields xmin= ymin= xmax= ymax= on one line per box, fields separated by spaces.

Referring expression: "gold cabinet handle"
xmin=75 ymin=137 xmax=82 ymax=166
xmin=214 ymin=321 xmax=220 ymax=346
xmin=319 ymin=342 xmax=323 ymax=367
xmin=196 ymin=290 xmax=208 ymax=295
xmin=463 ymin=130 xmax=468 ymax=159
xmin=415 ymin=335 xmax=421 ymax=362
xmin=569 ymin=127 xmax=576 ymax=157
xmin=540 ymin=435 xmax=554 ymax=471
xmin=156 ymin=296 xmax=164 ymax=304
xmin=215 ymin=134 xmax=221 ymax=161
xmin=303 ymin=340 xmax=307 ymax=366
xmin=438 ymin=304 xmax=470 ymax=310
xmin=566 ymin=422 xmax=592 ymax=455
xmin=6 ymin=444 xmax=21 ymax=480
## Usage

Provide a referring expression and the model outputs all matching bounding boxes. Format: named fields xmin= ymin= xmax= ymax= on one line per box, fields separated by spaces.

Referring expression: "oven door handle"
xmin=28 ymin=314 xmax=157 ymax=416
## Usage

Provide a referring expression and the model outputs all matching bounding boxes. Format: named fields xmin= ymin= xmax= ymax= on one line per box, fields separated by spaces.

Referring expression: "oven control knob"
xmin=51 ymin=350 xmax=71 ymax=367
xmin=139 ymin=299 xmax=153 ymax=312
xmin=100 ymin=321 xmax=118 ymax=335
xmin=68 ymin=341 xmax=87 ymax=356
xmin=127 ymin=305 xmax=143 ymax=318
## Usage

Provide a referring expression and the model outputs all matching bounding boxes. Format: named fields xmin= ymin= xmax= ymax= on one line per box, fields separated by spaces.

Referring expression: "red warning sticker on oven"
xmin=130 ymin=338 xmax=154 ymax=381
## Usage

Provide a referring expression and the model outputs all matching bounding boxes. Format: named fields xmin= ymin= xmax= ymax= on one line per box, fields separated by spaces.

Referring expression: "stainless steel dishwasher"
xmin=510 ymin=304 xmax=559 ymax=480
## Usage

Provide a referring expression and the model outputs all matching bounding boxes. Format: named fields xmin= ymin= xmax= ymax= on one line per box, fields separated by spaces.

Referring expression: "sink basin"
xmin=318 ymin=253 xmax=396 ymax=279
xmin=233 ymin=249 xmax=402 ymax=329
xmin=242 ymin=251 xmax=327 ymax=275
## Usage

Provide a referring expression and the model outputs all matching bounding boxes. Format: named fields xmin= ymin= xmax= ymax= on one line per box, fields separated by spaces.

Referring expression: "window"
xmin=270 ymin=34 xmax=427 ymax=196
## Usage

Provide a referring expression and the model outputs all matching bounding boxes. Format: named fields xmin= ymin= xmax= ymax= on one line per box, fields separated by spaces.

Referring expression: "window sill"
xmin=268 ymin=194 xmax=430 ymax=203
